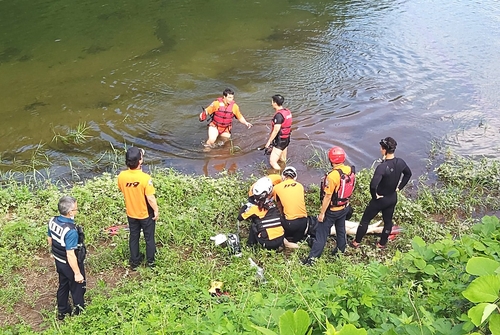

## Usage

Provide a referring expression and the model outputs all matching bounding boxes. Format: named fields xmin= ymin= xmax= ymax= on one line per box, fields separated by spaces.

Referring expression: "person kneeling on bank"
xmin=238 ymin=177 xmax=288 ymax=250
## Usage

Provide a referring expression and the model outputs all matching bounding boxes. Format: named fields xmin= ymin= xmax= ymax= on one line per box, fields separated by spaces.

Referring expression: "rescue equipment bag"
xmin=76 ymin=225 xmax=87 ymax=263
xmin=199 ymin=107 xmax=208 ymax=122
xmin=320 ymin=166 xmax=356 ymax=207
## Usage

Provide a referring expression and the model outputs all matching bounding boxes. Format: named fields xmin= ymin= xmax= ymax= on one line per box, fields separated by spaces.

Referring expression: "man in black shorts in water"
xmin=264 ymin=94 xmax=292 ymax=171
xmin=351 ymin=137 xmax=412 ymax=249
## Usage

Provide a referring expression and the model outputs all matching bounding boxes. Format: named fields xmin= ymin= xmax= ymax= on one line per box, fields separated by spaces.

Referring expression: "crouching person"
xmin=238 ymin=177 xmax=285 ymax=250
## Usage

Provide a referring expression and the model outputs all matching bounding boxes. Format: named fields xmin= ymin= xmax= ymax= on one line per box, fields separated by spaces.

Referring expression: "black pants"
xmin=282 ymin=217 xmax=308 ymax=243
xmin=354 ymin=192 xmax=397 ymax=246
xmin=128 ymin=215 xmax=156 ymax=265
xmin=308 ymin=206 xmax=349 ymax=259
xmin=248 ymin=223 xmax=284 ymax=250
xmin=55 ymin=260 xmax=86 ymax=315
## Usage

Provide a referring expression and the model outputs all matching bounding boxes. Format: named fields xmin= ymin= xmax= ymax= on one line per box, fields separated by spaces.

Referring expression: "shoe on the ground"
xmin=301 ymin=258 xmax=315 ymax=266
xmin=376 ymin=242 xmax=386 ymax=249
xmin=349 ymin=240 xmax=360 ymax=249
xmin=130 ymin=253 xmax=145 ymax=270
xmin=147 ymin=262 xmax=156 ymax=268
xmin=57 ymin=309 xmax=72 ymax=321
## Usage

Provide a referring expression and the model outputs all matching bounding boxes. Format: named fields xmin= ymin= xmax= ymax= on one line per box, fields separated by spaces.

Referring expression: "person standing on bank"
xmin=118 ymin=147 xmax=159 ymax=270
xmin=264 ymin=94 xmax=292 ymax=171
xmin=47 ymin=196 xmax=86 ymax=320
xmin=200 ymin=88 xmax=252 ymax=148
xmin=303 ymin=147 xmax=353 ymax=265
xmin=273 ymin=166 xmax=308 ymax=245
xmin=351 ymin=137 xmax=412 ymax=249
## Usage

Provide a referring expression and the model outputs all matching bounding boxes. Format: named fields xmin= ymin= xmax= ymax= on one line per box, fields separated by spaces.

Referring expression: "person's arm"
xmin=204 ymin=101 xmax=218 ymax=115
xmin=146 ymin=194 xmax=159 ymax=220
xmin=236 ymin=115 xmax=252 ymax=128
xmin=275 ymin=195 xmax=284 ymax=216
xmin=318 ymin=193 xmax=332 ymax=223
xmin=283 ymin=238 xmax=300 ymax=249
xmin=47 ymin=237 xmax=52 ymax=246
xmin=67 ymin=250 xmax=84 ymax=283
xmin=397 ymin=164 xmax=412 ymax=191
xmin=265 ymin=124 xmax=281 ymax=148
xmin=370 ymin=166 xmax=384 ymax=199
xmin=231 ymin=104 xmax=252 ymax=128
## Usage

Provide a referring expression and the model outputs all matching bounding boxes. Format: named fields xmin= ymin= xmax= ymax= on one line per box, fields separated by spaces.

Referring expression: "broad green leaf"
xmin=251 ymin=325 xmax=278 ymax=335
xmin=490 ymin=314 xmax=500 ymax=335
xmin=463 ymin=275 xmax=500 ymax=303
xmin=466 ymin=257 xmax=500 ymax=276
xmin=337 ymin=324 xmax=368 ymax=335
xmin=482 ymin=304 xmax=498 ymax=324
xmin=447 ymin=248 xmax=460 ymax=258
xmin=414 ymin=258 xmax=426 ymax=270
xmin=279 ymin=310 xmax=311 ymax=335
xmin=325 ymin=319 xmax=337 ymax=335
xmin=253 ymin=292 xmax=264 ymax=305
xmin=411 ymin=236 xmax=426 ymax=248
xmin=424 ymin=264 xmax=436 ymax=275
xmin=468 ymin=303 xmax=496 ymax=326
xmin=360 ymin=294 xmax=374 ymax=307
xmin=473 ymin=241 xmax=486 ymax=251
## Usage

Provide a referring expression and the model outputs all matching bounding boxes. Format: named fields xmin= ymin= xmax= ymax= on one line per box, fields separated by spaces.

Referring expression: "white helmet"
xmin=252 ymin=177 xmax=273 ymax=199
xmin=282 ymin=166 xmax=297 ymax=180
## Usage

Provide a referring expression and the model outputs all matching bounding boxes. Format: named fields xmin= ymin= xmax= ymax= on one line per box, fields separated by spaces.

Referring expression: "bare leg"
xmin=218 ymin=133 xmax=231 ymax=146
xmin=205 ymin=126 xmax=219 ymax=146
xmin=279 ymin=147 xmax=288 ymax=162
xmin=269 ymin=147 xmax=283 ymax=170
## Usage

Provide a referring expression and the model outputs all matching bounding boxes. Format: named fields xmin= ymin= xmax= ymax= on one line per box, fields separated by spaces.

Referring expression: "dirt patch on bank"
xmin=0 ymin=253 xmax=134 ymax=332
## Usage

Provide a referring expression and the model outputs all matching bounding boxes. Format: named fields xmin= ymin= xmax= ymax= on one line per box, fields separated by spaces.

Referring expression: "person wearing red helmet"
xmin=303 ymin=146 xmax=355 ymax=265
xmin=351 ymin=137 xmax=412 ymax=249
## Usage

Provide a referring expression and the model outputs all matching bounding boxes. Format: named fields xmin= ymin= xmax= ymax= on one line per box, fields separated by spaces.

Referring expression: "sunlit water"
xmin=1 ymin=0 xmax=499 ymax=184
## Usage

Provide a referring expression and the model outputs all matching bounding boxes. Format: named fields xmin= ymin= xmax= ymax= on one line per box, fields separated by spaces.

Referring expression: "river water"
xmin=1 ymin=0 xmax=499 ymax=184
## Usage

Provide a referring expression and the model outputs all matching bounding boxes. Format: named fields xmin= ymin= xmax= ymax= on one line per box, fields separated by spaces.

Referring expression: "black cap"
xmin=125 ymin=147 xmax=143 ymax=168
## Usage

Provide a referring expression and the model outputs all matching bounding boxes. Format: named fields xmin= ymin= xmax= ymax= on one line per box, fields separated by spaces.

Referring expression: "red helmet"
xmin=328 ymin=146 xmax=346 ymax=164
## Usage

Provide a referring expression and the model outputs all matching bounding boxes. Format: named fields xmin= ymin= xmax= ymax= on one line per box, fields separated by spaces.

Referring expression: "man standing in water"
xmin=200 ymin=88 xmax=252 ymax=148
xmin=118 ymin=147 xmax=159 ymax=270
xmin=351 ymin=137 xmax=412 ymax=249
xmin=264 ymin=94 xmax=292 ymax=171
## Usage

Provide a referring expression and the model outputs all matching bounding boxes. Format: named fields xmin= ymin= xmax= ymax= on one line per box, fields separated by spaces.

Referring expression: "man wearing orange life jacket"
xmin=264 ymin=94 xmax=292 ymax=170
xmin=201 ymin=88 xmax=252 ymax=148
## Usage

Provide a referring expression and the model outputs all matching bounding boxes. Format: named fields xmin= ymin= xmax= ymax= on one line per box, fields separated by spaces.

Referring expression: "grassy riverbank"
xmin=1 ymin=150 xmax=500 ymax=334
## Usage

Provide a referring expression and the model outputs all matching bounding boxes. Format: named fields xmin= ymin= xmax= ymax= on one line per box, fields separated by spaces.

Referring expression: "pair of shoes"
xmin=301 ymin=258 xmax=315 ymax=266
xmin=349 ymin=241 xmax=360 ymax=249
xmin=376 ymin=242 xmax=386 ymax=249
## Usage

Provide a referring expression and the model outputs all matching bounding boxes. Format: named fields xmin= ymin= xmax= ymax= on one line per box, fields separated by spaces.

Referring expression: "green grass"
xmin=1 ymin=147 xmax=500 ymax=334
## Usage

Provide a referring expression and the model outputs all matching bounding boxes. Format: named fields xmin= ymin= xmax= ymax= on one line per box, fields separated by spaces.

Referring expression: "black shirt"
xmin=370 ymin=158 xmax=412 ymax=199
